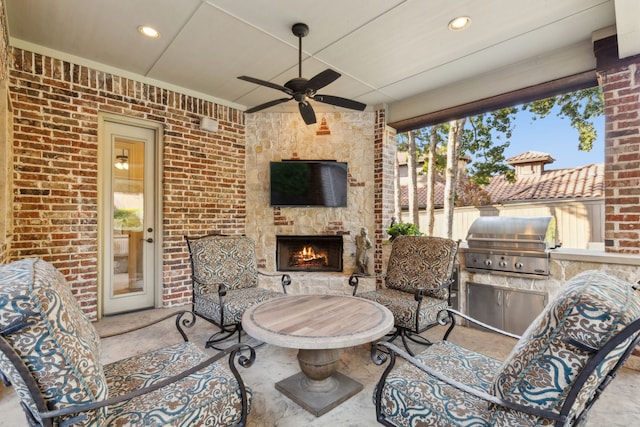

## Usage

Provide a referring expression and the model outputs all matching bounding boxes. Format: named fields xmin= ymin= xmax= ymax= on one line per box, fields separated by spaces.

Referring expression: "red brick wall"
xmin=9 ymin=48 xmax=246 ymax=319
xmin=373 ymin=109 xmax=395 ymax=280
xmin=599 ymin=56 xmax=640 ymax=253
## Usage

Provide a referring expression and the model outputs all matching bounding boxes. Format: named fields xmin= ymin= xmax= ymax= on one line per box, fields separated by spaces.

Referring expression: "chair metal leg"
xmin=205 ymin=323 xmax=242 ymax=350
xmin=402 ymin=330 xmax=434 ymax=356
xmin=384 ymin=327 xmax=433 ymax=357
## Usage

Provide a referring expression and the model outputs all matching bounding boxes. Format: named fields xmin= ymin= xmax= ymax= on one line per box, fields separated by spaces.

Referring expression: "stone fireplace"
xmin=276 ymin=235 xmax=343 ymax=272
xmin=244 ymin=111 xmax=395 ymax=295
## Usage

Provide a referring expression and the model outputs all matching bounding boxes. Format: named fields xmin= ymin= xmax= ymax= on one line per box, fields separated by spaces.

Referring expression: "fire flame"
xmin=301 ymin=245 xmax=315 ymax=260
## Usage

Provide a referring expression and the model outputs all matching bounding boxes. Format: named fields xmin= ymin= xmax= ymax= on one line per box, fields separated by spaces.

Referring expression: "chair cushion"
xmin=359 ymin=288 xmax=448 ymax=332
xmin=196 ymin=287 xmax=282 ymax=326
xmin=385 ymin=236 xmax=457 ymax=299
xmin=0 ymin=258 xmax=108 ymax=425
xmin=377 ymin=340 xmax=502 ymax=426
xmin=188 ymin=235 xmax=258 ymax=290
xmin=490 ymin=270 xmax=640 ymax=426
xmin=104 ymin=341 xmax=252 ymax=426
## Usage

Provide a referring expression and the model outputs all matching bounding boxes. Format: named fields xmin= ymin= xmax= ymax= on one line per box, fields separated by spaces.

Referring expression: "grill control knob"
xmin=499 ymin=260 xmax=507 ymax=268
xmin=515 ymin=262 xmax=524 ymax=269
xmin=484 ymin=259 xmax=492 ymax=267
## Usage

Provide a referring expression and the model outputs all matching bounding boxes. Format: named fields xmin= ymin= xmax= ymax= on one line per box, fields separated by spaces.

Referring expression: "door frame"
xmin=97 ymin=112 xmax=164 ymax=319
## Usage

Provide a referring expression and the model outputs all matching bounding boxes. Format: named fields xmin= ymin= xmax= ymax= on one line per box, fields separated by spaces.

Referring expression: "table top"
xmin=242 ymin=294 xmax=394 ymax=350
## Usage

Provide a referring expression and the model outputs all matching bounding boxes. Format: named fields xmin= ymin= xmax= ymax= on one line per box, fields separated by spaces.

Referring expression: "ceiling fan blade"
xmin=238 ymin=76 xmax=292 ymax=95
xmin=313 ymin=94 xmax=367 ymax=111
xmin=245 ymin=97 xmax=292 ymax=114
xmin=306 ymin=69 xmax=341 ymax=92
xmin=298 ymin=101 xmax=317 ymax=125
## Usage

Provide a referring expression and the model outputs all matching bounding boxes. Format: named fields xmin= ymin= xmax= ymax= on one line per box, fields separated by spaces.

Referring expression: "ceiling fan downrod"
xmin=291 ymin=23 xmax=309 ymax=79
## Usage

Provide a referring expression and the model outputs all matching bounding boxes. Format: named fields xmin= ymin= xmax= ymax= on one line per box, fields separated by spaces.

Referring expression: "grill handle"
xmin=466 ymin=236 xmax=544 ymax=244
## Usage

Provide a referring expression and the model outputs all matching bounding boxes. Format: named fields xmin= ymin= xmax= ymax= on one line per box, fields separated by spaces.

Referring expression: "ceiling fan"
xmin=238 ymin=23 xmax=367 ymax=125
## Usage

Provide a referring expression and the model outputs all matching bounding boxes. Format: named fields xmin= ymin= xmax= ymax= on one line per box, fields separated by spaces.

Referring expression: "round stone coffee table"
xmin=242 ymin=294 xmax=393 ymax=417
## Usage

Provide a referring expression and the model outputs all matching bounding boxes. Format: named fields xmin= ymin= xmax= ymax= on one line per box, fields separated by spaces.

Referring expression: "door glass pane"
xmin=112 ymin=138 xmax=144 ymax=296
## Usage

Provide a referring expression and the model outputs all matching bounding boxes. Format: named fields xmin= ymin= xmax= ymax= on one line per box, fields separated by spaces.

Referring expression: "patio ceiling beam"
xmin=388 ymin=70 xmax=597 ymax=133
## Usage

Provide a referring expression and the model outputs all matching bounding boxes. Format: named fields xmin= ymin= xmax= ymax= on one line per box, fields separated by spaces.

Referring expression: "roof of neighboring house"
xmin=483 ymin=163 xmax=604 ymax=203
xmin=505 ymin=151 xmax=555 ymax=165
xmin=399 ymin=151 xmax=604 ymax=209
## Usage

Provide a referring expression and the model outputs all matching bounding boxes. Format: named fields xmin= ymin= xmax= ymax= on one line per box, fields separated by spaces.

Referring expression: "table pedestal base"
xmin=274 ymin=348 xmax=363 ymax=416
xmin=275 ymin=371 xmax=363 ymax=417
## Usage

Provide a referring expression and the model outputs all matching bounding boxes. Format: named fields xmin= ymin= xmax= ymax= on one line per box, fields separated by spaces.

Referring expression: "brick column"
xmin=373 ymin=108 xmax=396 ymax=278
xmin=595 ymin=36 xmax=640 ymax=254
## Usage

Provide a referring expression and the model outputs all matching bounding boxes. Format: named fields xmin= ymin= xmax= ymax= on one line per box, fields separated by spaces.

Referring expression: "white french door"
xmin=100 ymin=117 xmax=161 ymax=315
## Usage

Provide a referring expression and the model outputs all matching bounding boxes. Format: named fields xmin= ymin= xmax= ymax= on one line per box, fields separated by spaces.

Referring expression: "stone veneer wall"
xmin=245 ymin=112 xmax=380 ymax=294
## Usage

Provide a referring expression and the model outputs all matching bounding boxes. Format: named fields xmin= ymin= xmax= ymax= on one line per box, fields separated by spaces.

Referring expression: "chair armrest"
xmin=258 ymin=271 xmax=292 ymax=294
xmin=192 ymin=280 xmax=224 ymax=297
xmin=446 ymin=308 xmax=521 ymax=340
xmin=371 ymin=341 xmax=567 ymax=425
xmin=348 ymin=273 xmax=361 ymax=295
xmin=37 ymin=343 xmax=256 ymax=426
xmin=349 ymin=272 xmax=386 ymax=296
xmin=414 ymin=277 xmax=455 ymax=302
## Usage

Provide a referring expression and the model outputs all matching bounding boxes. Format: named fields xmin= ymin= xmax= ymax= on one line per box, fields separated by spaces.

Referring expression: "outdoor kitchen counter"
xmin=457 ymin=244 xmax=640 ymax=310
xmin=549 ymin=247 xmax=640 ymax=266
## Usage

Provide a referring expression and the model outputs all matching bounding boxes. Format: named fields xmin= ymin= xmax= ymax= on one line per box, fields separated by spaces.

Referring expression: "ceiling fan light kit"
xmin=238 ymin=23 xmax=366 ymax=125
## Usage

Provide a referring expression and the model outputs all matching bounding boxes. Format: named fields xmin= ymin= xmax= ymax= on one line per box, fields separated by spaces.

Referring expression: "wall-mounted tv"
xmin=270 ymin=160 xmax=348 ymax=207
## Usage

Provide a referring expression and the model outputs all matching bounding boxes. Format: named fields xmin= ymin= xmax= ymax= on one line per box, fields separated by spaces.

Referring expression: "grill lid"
xmin=466 ymin=216 xmax=558 ymax=251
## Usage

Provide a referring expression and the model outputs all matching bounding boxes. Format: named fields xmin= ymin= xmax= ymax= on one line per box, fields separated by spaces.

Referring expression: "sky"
xmin=499 ymin=108 xmax=605 ymax=170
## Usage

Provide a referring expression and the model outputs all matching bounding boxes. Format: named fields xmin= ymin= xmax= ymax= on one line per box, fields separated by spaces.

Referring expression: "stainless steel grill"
xmin=464 ymin=216 xmax=557 ymax=277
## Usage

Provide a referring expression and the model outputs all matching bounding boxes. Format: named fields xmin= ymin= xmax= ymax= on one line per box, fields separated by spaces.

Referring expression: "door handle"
xmin=141 ymin=238 xmax=153 ymax=243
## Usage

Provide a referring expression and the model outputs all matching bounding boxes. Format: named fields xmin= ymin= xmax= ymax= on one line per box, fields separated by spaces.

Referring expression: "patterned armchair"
xmin=0 ymin=258 xmax=255 ymax=427
xmin=349 ymin=235 xmax=460 ymax=355
xmin=184 ymin=234 xmax=290 ymax=349
xmin=372 ymin=270 xmax=640 ymax=426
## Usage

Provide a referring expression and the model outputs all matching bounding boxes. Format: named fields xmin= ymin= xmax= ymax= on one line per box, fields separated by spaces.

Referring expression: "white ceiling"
xmin=6 ymin=0 xmax=638 ymax=125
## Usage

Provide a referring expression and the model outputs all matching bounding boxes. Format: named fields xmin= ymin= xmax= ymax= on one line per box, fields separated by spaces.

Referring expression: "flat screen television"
xmin=270 ymin=160 xmax=348 ymax=207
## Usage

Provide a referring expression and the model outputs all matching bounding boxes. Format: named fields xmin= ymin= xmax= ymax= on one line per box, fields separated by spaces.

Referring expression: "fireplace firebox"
xmin=276 ymin=235 xmax=343 ymax=272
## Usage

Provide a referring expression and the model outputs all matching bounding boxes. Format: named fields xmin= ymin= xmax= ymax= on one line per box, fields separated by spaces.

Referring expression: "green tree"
xmin=395 ymin=86 xmax=604 ymax=238
xmin=462 ymin=107 xmax=518 ymax=185
xmin=523 ymin=87 xmax=603 ymax=152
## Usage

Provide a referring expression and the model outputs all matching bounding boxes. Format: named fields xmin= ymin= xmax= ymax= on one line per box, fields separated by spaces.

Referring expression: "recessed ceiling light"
xmin=448 ymin=16 xmax=471 ymax=31
xmin=137 ymin=25 xmax=160 ymax=38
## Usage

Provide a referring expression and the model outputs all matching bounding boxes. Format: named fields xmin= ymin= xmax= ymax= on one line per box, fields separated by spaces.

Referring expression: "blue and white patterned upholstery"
xmin=0 ymin=258 xmax=252 ymax=426
xmin=0 ymin=258 xmax=108 ymax=425
xmin=103 ymin=342 xmax=252 ymax=425
xmin=186 ymin=234 xmax=284 ymax=331
xmin=188 ymin=236 xmax=259 ymax=291
xmin=358 ymin=288 xmax=448 ymax=331
xmin=195 ymin=286 xmax=281 ymax=326
xmin=358 ymin=236 xmax=458 ymax=332
xmin=491 ymin=270 xmax=640 ymax=426
xmin=378 ymin=340 xmax=502 ymax=425
xmin=375 ymin=270 xmax=640 ymax=426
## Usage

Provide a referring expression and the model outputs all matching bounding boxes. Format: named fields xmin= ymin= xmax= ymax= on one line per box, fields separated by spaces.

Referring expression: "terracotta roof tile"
xmin=506 ymin=151 xmax=555 ymax=165
xmin=400 ymin=163 xmax=604 ymax=208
